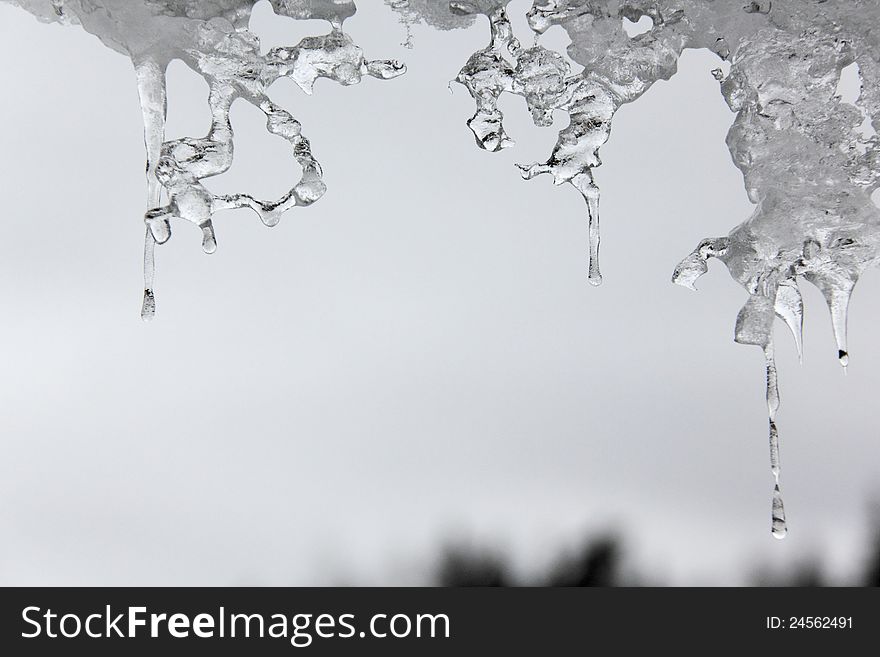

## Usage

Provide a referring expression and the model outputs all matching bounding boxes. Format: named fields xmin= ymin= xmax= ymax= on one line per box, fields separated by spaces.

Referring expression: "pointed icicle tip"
xmin=774 ymin=280 xmax=803 ymax=362
xmin=771 ymin=483 xmax=787 ymax=540
xmin=804 ymin=270 xmax=855 ymax=373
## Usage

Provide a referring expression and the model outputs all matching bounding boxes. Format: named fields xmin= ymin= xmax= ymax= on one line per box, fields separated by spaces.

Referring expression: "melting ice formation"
xmin=390 ymin=0 xmax=880 ymax=539
xmin=4 ymin=0 xmax=406 ymax=320
xmin=5 ymin=0 xmax=880 ymax=538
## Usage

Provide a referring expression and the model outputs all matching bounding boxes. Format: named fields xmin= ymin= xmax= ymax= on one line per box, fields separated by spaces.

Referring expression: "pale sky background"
xmin=1 ymin=0 xmax=878 ymax=585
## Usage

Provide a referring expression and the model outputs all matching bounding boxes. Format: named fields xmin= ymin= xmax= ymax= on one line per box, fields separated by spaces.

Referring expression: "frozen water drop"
xmin=141 ymin=289 xmax=156 ymax=322
xmin=201 ymin=224 xmax=217 ymax=254
xmin=771 ymin=484 xmax=787 ymax=539
xmin=146 ymin=215 xmax=171 ymax=244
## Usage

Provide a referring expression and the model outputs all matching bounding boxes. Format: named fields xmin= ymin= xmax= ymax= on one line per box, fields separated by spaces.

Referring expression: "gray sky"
xmin=1 ymin=0 xmax=878 ymax=585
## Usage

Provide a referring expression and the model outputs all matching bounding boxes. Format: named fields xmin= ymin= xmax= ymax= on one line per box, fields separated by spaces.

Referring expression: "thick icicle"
xmin=805 ymin=271 xmax=857 ymax=371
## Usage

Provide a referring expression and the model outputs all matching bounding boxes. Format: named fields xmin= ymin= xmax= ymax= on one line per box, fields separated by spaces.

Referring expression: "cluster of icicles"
xmin=402 ymin=0 xmax=880 ymax=540
xmin=6 ymin=0 xmax=880 ymax=539
xmin=5 ymin=0 xmax=406 ymax=319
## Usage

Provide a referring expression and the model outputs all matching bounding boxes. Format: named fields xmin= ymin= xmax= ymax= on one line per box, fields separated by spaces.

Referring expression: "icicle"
xmin=731 ymin=295 xmax=788 ymax=538
xmin=456 ymin=3 xmax=614 ymax=284
xmin=575 ymin=173 xmax=602 ymax=285
xmin=828 ymin=285 xmax=852 ymax=369
xmin=135 ymin=58 xmax=167 ymax=322
xmin=774 ymin=280 xmax=804 ymax=362
xmin=764 ymin=340 xmax=779 ymax=420
xmin=828 ymin=284 xmax=852 ymax=369
xmin=769 ymin=417 xmax=780 ymax=478
xmin=805 ymin=270 xmax=856 ymax=371
xmin=378 ymin=0 xmax=880 ymax=540
xmin=141 ymin=227 xmax=157 ymax=321
xmin=764 ymin=340 xmax=787 ymax=539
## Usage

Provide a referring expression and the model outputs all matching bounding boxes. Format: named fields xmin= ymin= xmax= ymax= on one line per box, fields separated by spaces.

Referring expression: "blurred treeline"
xmin=435 ymin=510 xmax=880 ymax=587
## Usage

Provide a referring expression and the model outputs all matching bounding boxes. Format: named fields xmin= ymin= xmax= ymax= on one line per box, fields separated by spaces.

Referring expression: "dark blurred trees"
xmin=863 ymin=503 xmax=880 ymax=587
xmin=437 ymin=547 xmax=509 ymax=587
xmin=543 ymin=536 xmax=621 ymax=587
xmin=436 ymin=534 xmax=626 ymax=586
xmin=435 ymin=511 xmax=880 ymax=586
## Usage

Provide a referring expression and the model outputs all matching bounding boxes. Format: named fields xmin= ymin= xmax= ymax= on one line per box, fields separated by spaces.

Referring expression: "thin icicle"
xmin=141 ymin=228 xmax=156 ymax=321
xmin=769 ymin=418 xmax=780 ymax=479
xmin=135 ymin=58 xmax=167 ymax=321
xmin=764 ymin=340 xmax=786 ymax=539
xmin=764 ymin=340 xmax=779 ymax=421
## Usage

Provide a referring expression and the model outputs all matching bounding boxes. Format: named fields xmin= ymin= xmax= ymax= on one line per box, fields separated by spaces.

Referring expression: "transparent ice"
xmin=391 ymin=0 xmax=880 ymax=539
xmin=5 ymin=0 xmax=405 ymax=319
xmin=5 ymin=0 xmax=880 ymax=538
